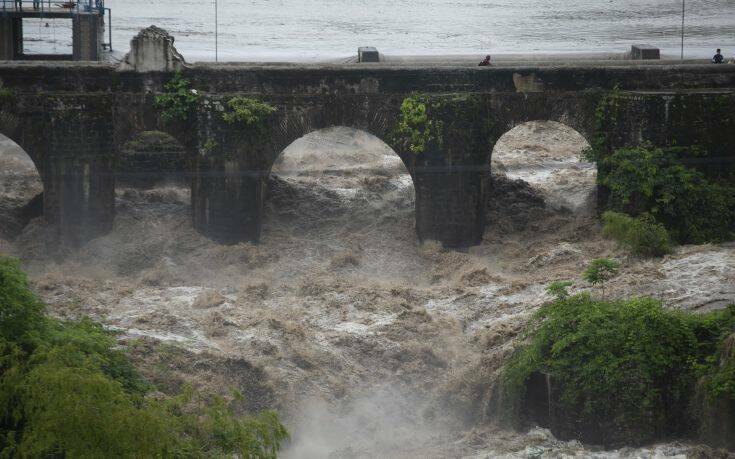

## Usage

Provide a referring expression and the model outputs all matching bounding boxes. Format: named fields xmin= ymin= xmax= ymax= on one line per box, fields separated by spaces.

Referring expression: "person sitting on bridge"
xmin=712 ymin=49 xmax=724 ymax=64
xmin=478 ymin=55 xmax=492 ymax=66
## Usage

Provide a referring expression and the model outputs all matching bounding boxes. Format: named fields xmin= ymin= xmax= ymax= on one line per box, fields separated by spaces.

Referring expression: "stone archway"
xmin=490 ymin=120 xmax=595 ymax=213
xmin=265 ymin=126 xmax=415 ymax=236
xmin=0 ymin=133 xmax=43 ymax=238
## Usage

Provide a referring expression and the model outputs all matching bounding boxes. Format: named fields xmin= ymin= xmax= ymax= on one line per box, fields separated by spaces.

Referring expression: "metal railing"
xmin=1 ymin=0 xmax=105 ymax=14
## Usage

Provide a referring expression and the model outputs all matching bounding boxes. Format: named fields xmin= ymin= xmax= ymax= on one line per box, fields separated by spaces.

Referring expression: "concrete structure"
xmin=0 ymin=1 xmax=106 ymax=61
xmin=630 ymin=44 xmax=660 ymax=60
xmin=0 ymin=32 xmax=733 ymax=248
xmin=118 ymin=26 xmax=186 ymax=72
xmin=358 ymin=46 xmax=380 ymax=63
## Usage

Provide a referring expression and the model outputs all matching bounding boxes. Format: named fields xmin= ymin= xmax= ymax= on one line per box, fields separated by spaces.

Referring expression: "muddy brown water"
xmin=1 ymin=124 xmax=733 ymax=457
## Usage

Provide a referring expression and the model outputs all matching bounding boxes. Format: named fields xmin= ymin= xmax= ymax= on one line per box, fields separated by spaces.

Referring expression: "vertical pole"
xmin=107 ymin=7 xmax=111 ymax=51
xmin=214 ymin=0 xmax=218 ymax=62
xmin=680 ymin=0 xmax=685 ymax=60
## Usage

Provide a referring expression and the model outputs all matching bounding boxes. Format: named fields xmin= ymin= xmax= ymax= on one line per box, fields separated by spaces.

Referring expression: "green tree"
xmin=582 ymin=258 xmax=619 ymax=299
xmin=0 ymin=256 xmax=288 ymax=458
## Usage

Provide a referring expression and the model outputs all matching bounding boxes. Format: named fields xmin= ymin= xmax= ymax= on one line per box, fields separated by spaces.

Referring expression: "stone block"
xmin=630 ymin=44 xmax=660 ymax=60
xmin=358 ymin=46 xmax=379 ymax=63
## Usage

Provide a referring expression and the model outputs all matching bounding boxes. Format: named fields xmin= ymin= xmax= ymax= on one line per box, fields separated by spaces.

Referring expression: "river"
xmin=19 ymin=0 xmax=735 ymax=61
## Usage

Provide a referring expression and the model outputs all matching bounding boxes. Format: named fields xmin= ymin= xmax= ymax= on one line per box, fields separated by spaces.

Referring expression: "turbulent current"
xmin=1 ymin=124 xmax=734 ymax=457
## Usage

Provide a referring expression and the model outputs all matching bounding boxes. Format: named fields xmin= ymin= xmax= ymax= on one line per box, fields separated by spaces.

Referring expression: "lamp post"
xmin=680 ymin=0 xmax=685 ymax=60
xmin=215 ymin=0 xmax=218 ymax=62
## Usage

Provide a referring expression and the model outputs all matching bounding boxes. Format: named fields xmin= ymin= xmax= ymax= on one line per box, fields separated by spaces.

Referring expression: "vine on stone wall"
xmin=583 ymin=84 xmax=621 ymax=162
xmin=394 ymin=95 xmax=444 ymax=154
xmin=0 ymin=87 xmax=15 ymax=106
xmin=221 ymin=97 xmax=276 ymax=127
xmin=154 ymin=72 xmax=200 ymax=123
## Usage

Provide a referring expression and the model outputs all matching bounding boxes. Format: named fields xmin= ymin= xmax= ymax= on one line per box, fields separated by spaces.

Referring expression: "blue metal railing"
xmin=1 ymin=0 xmax=105 ymax=14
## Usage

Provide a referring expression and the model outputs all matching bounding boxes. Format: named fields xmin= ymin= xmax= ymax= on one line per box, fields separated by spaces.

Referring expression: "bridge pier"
xmin=0 ymin=16 xmax=23 ymax=60
xmin=43 ymin=155 xmax=114 ymax=247
xmin=192 ymin=157 xmax=265 ymax=244
xmin=413 ymin=168 xmax=485 ymax=247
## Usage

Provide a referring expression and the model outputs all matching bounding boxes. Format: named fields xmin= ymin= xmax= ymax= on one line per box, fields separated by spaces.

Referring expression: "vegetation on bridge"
xmin=394 ymin=95 xmax=444 ymax=154
xmin=0 ymin=257 xmax=288 ymax=457
xmin=591 ymin=144 xmax=735 ymax=245
xmin=221 ymin=97 xmax=276 ymax=127
xmin=586 ymin=89 xmax=735 ymax=250
xmin=155 ymin=72 xmax=201 ymax=123
xmin=502 ymin=263 xmax=735 ymax=447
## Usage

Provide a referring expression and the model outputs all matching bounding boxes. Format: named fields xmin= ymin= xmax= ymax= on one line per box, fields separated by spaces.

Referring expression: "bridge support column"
xmin=0 ymin=16 xmax=23 ymax=60
xmin=72 ymin=13 xmax=104 ymax=61
xmin=44 ymin=155 xmax=115 ymax=247
xmin=192 ymin=158 xmax=264 ymax=244
xmin=413 ymin=168 xmax=485 ymax=247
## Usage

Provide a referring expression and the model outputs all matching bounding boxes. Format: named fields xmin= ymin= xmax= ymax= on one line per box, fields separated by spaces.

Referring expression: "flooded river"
xmin=20 ymin=0 xmax=735 ymax=61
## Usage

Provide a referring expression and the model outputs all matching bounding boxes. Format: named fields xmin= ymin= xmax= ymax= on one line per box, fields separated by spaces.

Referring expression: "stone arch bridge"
xmin=0 ymin=58 xmax=733 ymax=248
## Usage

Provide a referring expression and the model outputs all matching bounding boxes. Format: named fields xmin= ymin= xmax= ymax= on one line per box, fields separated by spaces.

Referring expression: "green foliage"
xmin=0 ymin=256 xmax=288 ymax=457
xmin=201 ymin=138 xmax=218 ymax=154
xmin=0 ymin=257 xmax=45 ymax=342
xmin=221 ymin=97 xmax=276 ymax=126
xmin=154 ymin=72 xmax=201 ymax=123
xmin=582 ymin=258 xmax=618 ymax=298
xmin=546 ymin=281 xmax=573 ymax=301
xmin=595 ymin=145 xmax=735 ymax=244
xmin=502 ymin=292 xmax=735 ymax=446
xmin=394 ymin=95 xmax=444 ymax=154
xmin=0 ymin=87 xmax=15 ymax=106
xmin=602 ymin=211 xmax=671 ymax=257
xmin=585 ymin=84 xmax=622 ymax=161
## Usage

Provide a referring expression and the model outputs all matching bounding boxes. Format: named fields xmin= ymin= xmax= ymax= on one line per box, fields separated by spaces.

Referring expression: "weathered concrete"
xmin=0 ymin=52 xmax=733 ymax=248
xmin=72 ymin=13 xmax=105 ymax=61
xmin=118 ymin=26 xmax=186 ymax=73
xmin=0 ymin=16 xmax=22 ymax=60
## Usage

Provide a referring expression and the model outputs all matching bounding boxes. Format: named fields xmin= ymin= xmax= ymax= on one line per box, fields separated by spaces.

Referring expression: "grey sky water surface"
xmin=22 ymin=0 xmax=735 ymax=61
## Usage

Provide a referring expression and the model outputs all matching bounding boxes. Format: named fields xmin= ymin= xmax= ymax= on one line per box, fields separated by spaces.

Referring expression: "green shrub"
xmin=546 ymin=280 xmax=573 ymax=300
xmin=154 ymin=72 xmax=200 ymax=122
xmin=602 ymin=211 xmax=671 ymax=257
xmin=0 ymin=256 xmax=288 ymax=457
xmin=502 ymin=290 xmax=735 ymax=447
xmin=394 ymin=95 xmax=443 ymax=154
xmin=221 ymin=97 xmax=276 ymax=126
xmin=597 ymin=146 xmax=735 ymax=244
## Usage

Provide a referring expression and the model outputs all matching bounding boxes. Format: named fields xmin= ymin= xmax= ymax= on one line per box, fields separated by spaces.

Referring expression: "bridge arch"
xmin=265 ymin=126 xmax=415 ymax=234
xmin=0 ymin=132 xmax=44 ymax=238
xmin=489 ymin=120 xmax=595 ymax=213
